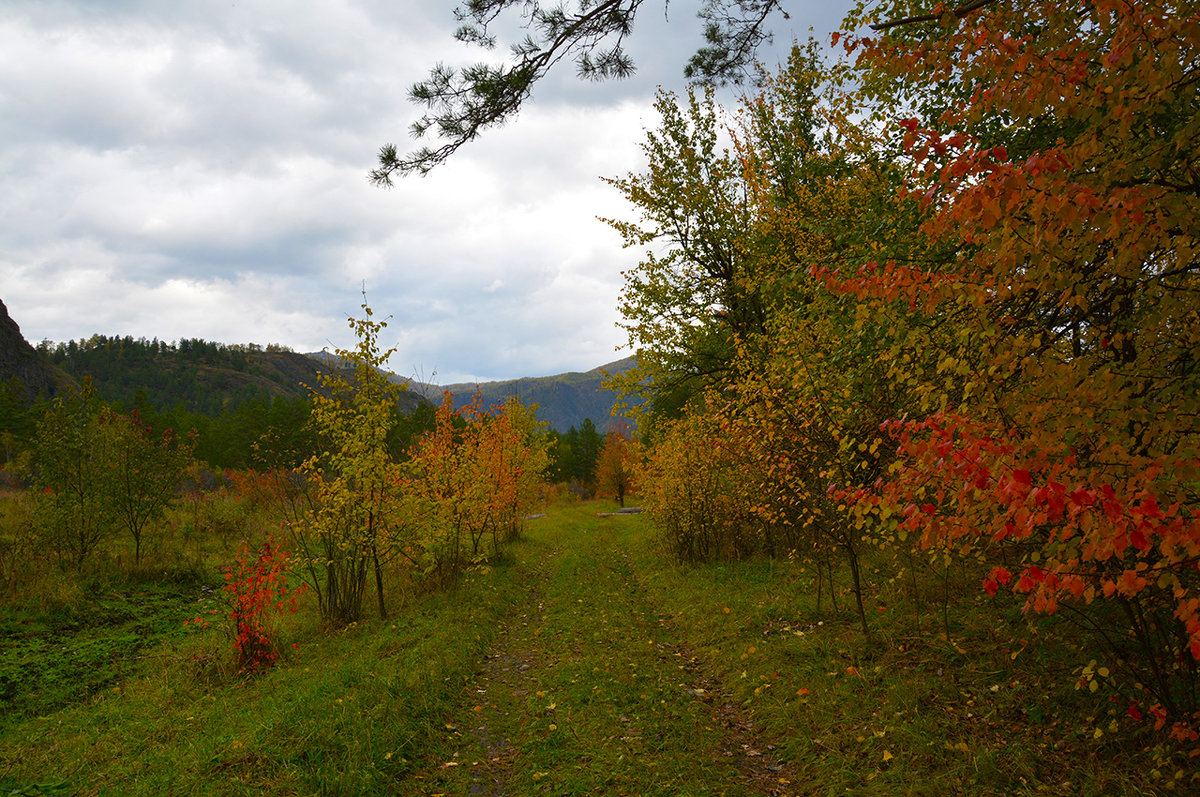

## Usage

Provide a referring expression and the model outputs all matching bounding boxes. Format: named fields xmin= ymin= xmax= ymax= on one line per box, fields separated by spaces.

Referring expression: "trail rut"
xmin=407 ymin=514 xmax=806 ymax=796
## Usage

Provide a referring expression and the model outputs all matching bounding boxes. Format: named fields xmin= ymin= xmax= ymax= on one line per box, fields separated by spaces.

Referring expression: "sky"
xmin=1 ymin=0 xmax=856 ymax=384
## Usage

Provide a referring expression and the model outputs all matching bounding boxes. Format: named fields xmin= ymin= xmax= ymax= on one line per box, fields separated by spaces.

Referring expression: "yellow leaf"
xmin=882 ymin=750 xmax=895 ymax=762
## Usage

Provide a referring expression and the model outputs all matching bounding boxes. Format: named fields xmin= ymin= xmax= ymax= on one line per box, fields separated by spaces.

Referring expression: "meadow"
xmin=0 ymin=494 xmax=1180 ymax=796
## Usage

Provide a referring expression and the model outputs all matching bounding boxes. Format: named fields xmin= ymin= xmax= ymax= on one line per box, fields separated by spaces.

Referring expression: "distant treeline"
xmin=1 ymin=334 xmax=612 ymax=486
xmin=38 ymin=335 xmax=298 ymax=417
xmin=1 ymin=384 xmax=439 ymax=473
xmin=545 ymin=419 xmax=603 ymax=491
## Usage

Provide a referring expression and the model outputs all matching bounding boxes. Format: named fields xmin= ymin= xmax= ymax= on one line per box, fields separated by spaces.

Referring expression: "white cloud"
xmin=0 ymin=0 xmax=856 ymax=383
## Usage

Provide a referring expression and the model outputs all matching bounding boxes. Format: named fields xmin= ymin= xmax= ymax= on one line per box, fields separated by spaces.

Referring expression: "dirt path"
xmin=406 ymin=511 xmax=804 ymax=796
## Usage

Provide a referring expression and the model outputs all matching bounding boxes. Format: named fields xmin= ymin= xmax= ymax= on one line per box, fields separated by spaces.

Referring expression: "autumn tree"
xmin=297 ymin=297 xmax=405 ymax=624
xmin=641 ymin=408 xmax=759 ymax=562
xmin=610 ymin=45 xmax=934 ymax=636
xmin=403 ymin=393 xmax=549 ymax=582
xmin=823 ymin=0 xmax=1200 ymax=724
xmin=595 ymin=422 xmax=640 ymax=507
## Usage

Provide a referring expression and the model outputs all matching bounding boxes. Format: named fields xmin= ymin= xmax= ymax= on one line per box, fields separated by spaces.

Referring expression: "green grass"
xmin=0 ymin=573 xmax=212 ymax=722
xmin=0 ymin=501 xmax=1192 ymax=795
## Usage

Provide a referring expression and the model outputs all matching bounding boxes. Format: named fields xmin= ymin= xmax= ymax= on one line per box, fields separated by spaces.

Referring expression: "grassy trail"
xmin=0 ymin=501 xmax=1172 ymax=795
xmin=406 ymin=504 xmax=796 ymax=796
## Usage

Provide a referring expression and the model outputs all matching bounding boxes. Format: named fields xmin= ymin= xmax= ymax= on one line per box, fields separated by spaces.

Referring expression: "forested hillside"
xmin=42 ymin=335 xmax=362 ymax=415
xmin=5 ymin=332 xmax=431 ymax=470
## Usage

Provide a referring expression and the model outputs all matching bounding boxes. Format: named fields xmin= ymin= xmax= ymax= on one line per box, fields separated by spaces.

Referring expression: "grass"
xmin=0 ymin=500 xmax=1193 ymax=795
xmin=0 ymin=573 xmax=211 ymax=722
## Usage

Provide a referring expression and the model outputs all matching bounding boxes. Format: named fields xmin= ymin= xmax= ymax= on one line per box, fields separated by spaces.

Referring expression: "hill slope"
xmin=41 ymin=336 xmax=428 ymax=417
xmin=3 ymin=297 xmax=626 ymax=432
xmin=0 ymin=300 xmax=73 ymax=400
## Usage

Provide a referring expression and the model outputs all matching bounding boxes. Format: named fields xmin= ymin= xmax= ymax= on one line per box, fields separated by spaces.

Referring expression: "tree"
xmin=297 ymin=296 xmax=405 ymax=624
xmin=826 ymin=0 xmax=1200 ymax=725
xmin=595 ymin=422 xmax=639 ymax=506
xmin=370 ymin=0 xmax=790 ymax=180
xmin=403 ymin=392 xmax=549 ymax=581
xmin=604 ymin=85 xmax=760 ymax=413
xmin=641 ymin=407 xmax=759 ymax=562
xmin=575 ymin=418 xmax=603 ymax=486
xmin=33 ymin=381 xmax=196 ymax=568
xmin=609 ymin=45 xmax=932 ymax=637
xmin=100 ymin=408 xmax=194 ymax=565
xmin=32 ymin=380 xmax=117 ymax=568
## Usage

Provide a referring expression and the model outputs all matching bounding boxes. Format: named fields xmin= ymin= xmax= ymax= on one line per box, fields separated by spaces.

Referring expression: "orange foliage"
xmin=824 ymin=0 xmax=1200 ymax=720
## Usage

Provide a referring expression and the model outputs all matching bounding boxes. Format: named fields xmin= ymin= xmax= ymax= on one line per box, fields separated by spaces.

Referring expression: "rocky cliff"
xmin=0 ymin=299 xmax=70 ymax=399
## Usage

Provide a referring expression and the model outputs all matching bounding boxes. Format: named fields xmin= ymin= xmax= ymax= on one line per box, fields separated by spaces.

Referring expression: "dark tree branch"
xmin=371 ymin=0 xmax=791 ymax=182
xmin=870 ymin=0 xmax=997 ymax=32
xmin=685 ymin=0 xmax=788 ymax=84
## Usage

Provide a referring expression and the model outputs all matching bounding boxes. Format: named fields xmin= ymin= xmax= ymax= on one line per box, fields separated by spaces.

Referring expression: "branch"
xmin=371 ymin=0 xmax=644 ymax=183
xmin=685 ymin=0 xmax=788 ymax=85
xmin=870 ymin=0 xmax=997 ymax=32
xmin=373 ymin=0 xmax=791 ymax=182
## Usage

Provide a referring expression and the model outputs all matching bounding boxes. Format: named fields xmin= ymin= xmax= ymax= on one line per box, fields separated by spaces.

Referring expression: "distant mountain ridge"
xmin=1 ymin=297 xmax=628 ymax=432
xmin=433 ymin=357 xmax=636 ymax=433
xmin=308 ymin=351 xmax=635 ymax=432
xmin=30 ymin=335 xmax=434 ymax=418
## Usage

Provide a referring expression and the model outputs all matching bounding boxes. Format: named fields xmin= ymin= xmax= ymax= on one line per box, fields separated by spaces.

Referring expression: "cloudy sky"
xmin=1 ymin=0 xmax=856 ymax=384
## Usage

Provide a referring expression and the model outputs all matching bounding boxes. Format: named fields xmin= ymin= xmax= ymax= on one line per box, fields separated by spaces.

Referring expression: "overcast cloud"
xmin=1 ymin=0 xmax=854 ymax=384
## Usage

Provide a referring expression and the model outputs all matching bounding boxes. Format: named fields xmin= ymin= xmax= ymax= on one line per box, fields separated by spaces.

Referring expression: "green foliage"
xmin=98 ymin=409 xmax=195 ymax=565
xmin=41 ymin=335 xmax=266 ymax=416
xmin=545 ymin=418 xmax=603 ymax=488
xmin=297 ymin=297 xmax=404 ymax=625
xmin=31 ymin=380 xmax=195 ymax=568
xmin=603 ymin=86 xmax=757 ymax=412
xmin=0 ymin=379 xmax=42 ymax=468
xmin=31 ymin=381 xmax=120 ymax=568
xmin=0 ymin=489 xmax=37 ymax=599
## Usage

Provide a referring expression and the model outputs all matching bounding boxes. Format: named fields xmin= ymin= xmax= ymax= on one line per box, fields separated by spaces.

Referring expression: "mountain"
xmin=411 ymin=357 xmax=638 ymax=433
xmin=4 ymin=294 xmax=628 ymax=434
xmin=39 ymin=336 xmax=429 ymax=417
xmin=0 ymin=299 xmax=73 ymax=400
